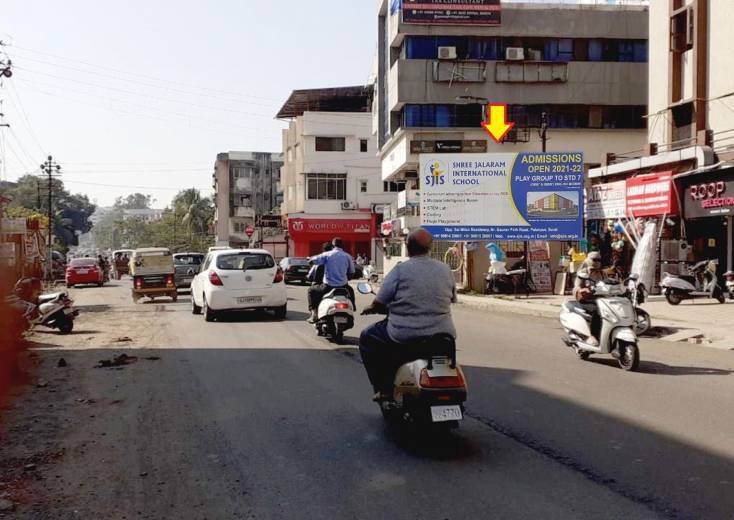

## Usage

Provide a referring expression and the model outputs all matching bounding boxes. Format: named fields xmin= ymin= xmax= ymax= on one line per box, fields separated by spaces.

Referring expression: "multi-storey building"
xmin=212 ymin=151 xmax=283 ymax=247
xmin=375 ymin=0 xmax=650 ymax=286
xmin=591 ymin=0 xmax=734 ymax=277
xmin=278 ymin=86 xmax=393 ymax=261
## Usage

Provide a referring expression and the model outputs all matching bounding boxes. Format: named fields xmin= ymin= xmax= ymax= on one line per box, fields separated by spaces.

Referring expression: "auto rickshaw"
xmin=130 ymin=248 xmax=177 ymax=303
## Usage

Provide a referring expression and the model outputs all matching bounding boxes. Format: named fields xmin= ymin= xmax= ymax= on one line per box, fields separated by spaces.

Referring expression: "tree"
xmin=114 ymin=193 xmax=154 ymax=210
xmin=174 ymin=188 xmax=214 ymax=241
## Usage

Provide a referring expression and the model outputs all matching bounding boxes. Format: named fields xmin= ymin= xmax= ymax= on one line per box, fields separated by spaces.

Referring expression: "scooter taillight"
xmin=334 ymin=302 xmax=350 ymax=310
xmin=419 ymin=368 xmax=465 ymax=389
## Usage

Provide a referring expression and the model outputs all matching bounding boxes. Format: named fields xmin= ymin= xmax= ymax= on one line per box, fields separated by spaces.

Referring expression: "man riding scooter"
xmin=307 ymin=237 xmax=356 ymax=323
xmin=573 ymin=251 xmax=605 ymax=346
xmin=360 ymin=228 xmax=457 ymax=402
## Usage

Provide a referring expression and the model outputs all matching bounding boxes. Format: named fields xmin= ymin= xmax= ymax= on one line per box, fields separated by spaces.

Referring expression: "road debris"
xmin=57 ymin=358 xmax=68 ymax=368
xmin=95 ymin=353 xmax=138 ymax=369
xmin=24 ymin=463 xmax=37 ymax=472
xmin=115 ymin=336 xmax=133 ymax=343
xmin=144 ymin=356 xmax=161 ymax=361
xmin=0 ymin=499 xmax=15 ymax=512
xmin=36 ymin=379 xmax=48 ymax=388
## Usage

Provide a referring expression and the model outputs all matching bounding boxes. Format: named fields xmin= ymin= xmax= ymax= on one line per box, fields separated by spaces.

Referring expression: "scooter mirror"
xmin=357 ymin=282 xmax=373 ymax=294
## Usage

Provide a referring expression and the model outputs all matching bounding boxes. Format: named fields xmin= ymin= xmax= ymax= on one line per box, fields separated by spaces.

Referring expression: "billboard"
xmin=420 ymin=152 xmax=584 ymax=241
xmin=626 ymin=171 xmax=678 ymax=217
xmin=402 ymin=0 xmax=501 ymax=26
xmin=586 ymin=180 xmax=627 ymax=219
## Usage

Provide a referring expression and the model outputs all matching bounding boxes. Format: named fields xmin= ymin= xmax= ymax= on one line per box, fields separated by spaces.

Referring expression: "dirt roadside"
xmin=0 ymin=280 xmax=189 ymax=519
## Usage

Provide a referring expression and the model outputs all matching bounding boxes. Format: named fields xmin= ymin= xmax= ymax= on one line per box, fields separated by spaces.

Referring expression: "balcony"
xmin=234 ymin=207 xmax=255 ymax=218
xmin=432 ymin=60 xmax=487 ymax=83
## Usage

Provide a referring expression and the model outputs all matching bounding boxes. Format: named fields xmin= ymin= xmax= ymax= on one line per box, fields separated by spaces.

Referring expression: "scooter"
xmin=485 ymin=257 xmax=531 ymax=295
xmin=560 ymin=274 xmax=640 ymax=371
xmin=315 ymin=287 xmax=354 ymax=342
xmin=362 ymin=264 xmax=379 ymax=283
xmin=661 ymin=259 xmax=726 ymax=305
xmin=7 ymin=285 xmax=78 ymax=334
xmin=626 ymin=274 xmax=651 ymax=336
xmin=357 ymin=283 xmax=468 ymax=431
xmin=723 ymin=270 xmax=734 ymax=300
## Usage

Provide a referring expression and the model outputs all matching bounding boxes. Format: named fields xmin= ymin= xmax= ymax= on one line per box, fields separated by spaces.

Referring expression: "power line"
xmin=5 ymin=80 xmax=45 ymax=155
xmin=62 ymin=178 xmax=214 ymax=191
xmin=6 ymin=125 xmax=38 ymax=167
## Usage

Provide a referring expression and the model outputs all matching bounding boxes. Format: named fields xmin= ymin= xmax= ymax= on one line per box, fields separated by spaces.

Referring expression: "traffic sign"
xmin=245 ymin=225 xmax=254 ymax=237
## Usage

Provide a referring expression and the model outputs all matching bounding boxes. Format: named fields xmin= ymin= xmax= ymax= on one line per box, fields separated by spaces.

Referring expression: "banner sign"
xmin=402 ymin=0 xmax=501 ymax=26
xmin=586 ymin=180 xmax=627 ymax=219
xmin=0 ymin=218 xmax=27 ymax=235
xmin=256 ymin=215 xmax=282 ymax=228
xmin=410 ymin=140 xmax=487 ymax=154
xmin=421 ymin=152 xmax=584 ymax=241
xmin=626 ymin=171 xmax=678 ymax=217
xmin=683 ymin=170 xmax=734 ymax=218
xmin=288 ymin=218 xmax=373 ymax=236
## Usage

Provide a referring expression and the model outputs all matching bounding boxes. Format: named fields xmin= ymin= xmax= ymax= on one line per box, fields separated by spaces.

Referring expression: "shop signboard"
xmin=684 ymin=173 xmax=734 ymax=218
xmin=256 ymin=215 xmax=281 ymax=228
xmin=586 ymin=180 xmax=627 ymax=219
xmin=626 ymin=171 xmax=678 ymax=217
xmin=288 ymin=218 xmax=373 ymax=235
xmin=410 ymin=140 xmax=488 ymax=154
xmin=402 ymin=0 xmax=501 ymax=26
xmin=0 ymin=218 xmax=27 ymax=235
xmin=420 ymin=152 xmax=584 ymax=241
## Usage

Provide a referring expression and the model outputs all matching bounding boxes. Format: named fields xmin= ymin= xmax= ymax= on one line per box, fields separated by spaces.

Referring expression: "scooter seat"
xmin=402 ymin=334 xmax=457 ymax=368
xmin=563 ymin=301 xmax=592 ymax=321
xmin=323 ymin=288 xmax=351 ymax=299
xmin=38 ymin=292 xmax=64 ymax=303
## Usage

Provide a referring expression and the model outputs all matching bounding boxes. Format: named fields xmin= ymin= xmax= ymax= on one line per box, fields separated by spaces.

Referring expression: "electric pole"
xmin=539 ymin=112 xmax=549 ymax=153
xmin=40 ymin=155 xmax=61 ymax=281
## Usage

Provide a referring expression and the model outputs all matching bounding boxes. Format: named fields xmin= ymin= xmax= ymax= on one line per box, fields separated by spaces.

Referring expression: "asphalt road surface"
xmin=5 ymin=280 xmax=734 ymax=519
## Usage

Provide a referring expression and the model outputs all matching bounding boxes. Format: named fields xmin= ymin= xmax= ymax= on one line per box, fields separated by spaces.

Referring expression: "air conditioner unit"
xmin=438 ymin=46 xmax=457 ymax=60
xmin=527 ymin=49 xmax=542 ymax=62
xmin=505 ymin=47 xmax=525 ymax=61
xmin=340 ymin=202 xmax=357 ymax=211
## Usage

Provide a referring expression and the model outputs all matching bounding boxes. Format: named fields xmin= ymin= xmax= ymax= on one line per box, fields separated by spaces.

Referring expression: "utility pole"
xmin=539 ymin=112 xmax=549 ymax=153
xmin=40 ymin=155 xmax=61 ymax=281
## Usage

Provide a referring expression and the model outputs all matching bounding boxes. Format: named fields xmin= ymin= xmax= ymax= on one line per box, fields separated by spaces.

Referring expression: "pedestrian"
xmin=356 ymin=254 xmax=365 ymax=267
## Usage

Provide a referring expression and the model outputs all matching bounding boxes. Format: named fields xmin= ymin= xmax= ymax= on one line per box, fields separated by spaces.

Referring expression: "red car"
xmin=66 ymin=258 xmax=104 ymax=288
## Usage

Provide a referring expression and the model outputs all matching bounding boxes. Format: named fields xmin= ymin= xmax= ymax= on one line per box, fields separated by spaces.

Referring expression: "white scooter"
xmin=7 ymin=288 xmax=78 ymax=335
xmin=722 ymin=270 xmax=734 ymax=300
xmin=560 ymin=274 xmax=640 ymax=371
xmin=661 ymin=259 xmax=726 ymax=305
xmin=362 ymin=264 xmax=379 ymax=283
xmin=358 ymin=283 xmax=468 ymax=431
xmin=315 ymin=287 xmax=354 ymax=342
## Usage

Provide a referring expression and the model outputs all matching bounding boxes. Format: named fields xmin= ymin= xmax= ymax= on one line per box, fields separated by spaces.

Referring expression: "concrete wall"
xmin=390 ymin=60 xmax=648 ymax=111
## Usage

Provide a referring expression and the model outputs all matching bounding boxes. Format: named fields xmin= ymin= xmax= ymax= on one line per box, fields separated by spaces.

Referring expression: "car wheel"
xmin=171 ymin=292 xmax=178 ymax=303
xmin=203 ymin=296 xmax=216 ymax=322
xmin=273 ymin=304 xmax=287 ymax=320
xmin=97 ymin=282 xmax=103 ymax=287
xmin=191 ymin=294 xmax=202 ymax=315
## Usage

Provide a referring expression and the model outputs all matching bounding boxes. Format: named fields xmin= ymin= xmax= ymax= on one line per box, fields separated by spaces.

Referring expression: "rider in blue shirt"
xmin=307 ymin=237 xmax=356 ymax=322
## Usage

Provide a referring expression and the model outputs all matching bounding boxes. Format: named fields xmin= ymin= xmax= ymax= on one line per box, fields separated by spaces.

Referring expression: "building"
xmin=277 ymin=86 xmax=393 ymax=261
xmin=590 ymin=0 xmax=734 ymax=280
xmin=121 ymin=208 xmax=164 ymax=223
xmin=375 ymin=0 xmax=650 ymax=287
xmin=528 ymin=193 xmax=577 ymax=214
xmin=212 ymin=151 xmax=284 ymax=247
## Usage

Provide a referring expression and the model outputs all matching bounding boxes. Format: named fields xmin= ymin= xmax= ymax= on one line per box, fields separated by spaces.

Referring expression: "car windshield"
xmin=175 ymin=254 xmax=204 ymax=266
xmin=217 ymin=253 xmax=275 ymax=270
xmin=70 ymin=259 xmax=97 ymax=267
xmin=287 ymin=258 xmax=309 ymax=266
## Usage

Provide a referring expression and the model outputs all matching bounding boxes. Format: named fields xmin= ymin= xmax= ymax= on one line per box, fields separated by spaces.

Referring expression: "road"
xmin=3 ymin=280 xmax=734 ymax=519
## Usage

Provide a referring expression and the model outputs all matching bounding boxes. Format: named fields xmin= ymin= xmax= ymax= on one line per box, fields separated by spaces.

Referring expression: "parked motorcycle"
xmin=560 ymin=274 xmax=640 ymax=371
xmin=723 ymin=270 xmax=734 ymax=300
xmin=7 ymin=278 xmax=78 ymax=334
xmin=357 ymin=283 xmax=468 ymax=431
xmin=485 ymin=257 xmax=533 ymax=295
xmin=661 ymin=259 xmax=726 ymax=305
xmin=314 ymin=287 xmax=354 ymax=342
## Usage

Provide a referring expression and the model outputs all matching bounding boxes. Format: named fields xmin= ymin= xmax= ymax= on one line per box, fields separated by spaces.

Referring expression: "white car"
xmin=190 ymin=249 xmax=287 ymax=322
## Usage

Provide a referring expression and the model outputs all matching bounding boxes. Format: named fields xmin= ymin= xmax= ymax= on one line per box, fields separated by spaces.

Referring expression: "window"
xmin=217 ymin=253 xmax=275 ymax=271
xmin=306 ymin=173 xmax=347 ymax=200
xmin=545 ymin=39 xmax=574 ymax=62
xmin=360 ymin=180 xmax=368 ymax=193
xmin=403 ymin=104 xmax=483 ymax=128
xmin=360 ymin=139 xmax=368 ymax=152
xmin=383 ymin=181 xmax=406 ymax=193
xmin=315 ymin=137 xmax=346 ymax=152
xmin=671 ymin=8 xmax=694 ymax=52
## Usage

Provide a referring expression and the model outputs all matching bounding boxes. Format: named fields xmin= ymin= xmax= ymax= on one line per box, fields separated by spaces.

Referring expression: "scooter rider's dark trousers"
xmin=359 ymin=319 xmax=419 ymax=394
xmin=308 ymin=284 xmax=356 ymax=311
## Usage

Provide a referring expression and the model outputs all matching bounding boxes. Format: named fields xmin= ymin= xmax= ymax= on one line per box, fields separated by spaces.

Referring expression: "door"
xmin=192 ymin=254 xmax=212 ymax=303
xmin=214 ymin=252 xmax=276 ymax=291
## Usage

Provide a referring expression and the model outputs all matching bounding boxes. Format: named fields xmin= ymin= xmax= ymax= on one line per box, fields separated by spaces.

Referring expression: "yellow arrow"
xmin=481 ymin=104 xmax=515 ymax=143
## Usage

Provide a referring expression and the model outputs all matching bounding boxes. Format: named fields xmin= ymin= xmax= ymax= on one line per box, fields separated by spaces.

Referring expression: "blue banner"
xmin=420 ymin=152 xmax=584 ymax=241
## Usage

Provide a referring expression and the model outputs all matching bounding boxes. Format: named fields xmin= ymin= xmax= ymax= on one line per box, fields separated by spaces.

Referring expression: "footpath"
xmin=457 ymin=292 xmax=734 ymax=351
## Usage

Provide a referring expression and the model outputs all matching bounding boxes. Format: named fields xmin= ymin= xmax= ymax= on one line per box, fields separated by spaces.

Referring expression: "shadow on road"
xmin=587 ymin=357 xmax=732 ymax=376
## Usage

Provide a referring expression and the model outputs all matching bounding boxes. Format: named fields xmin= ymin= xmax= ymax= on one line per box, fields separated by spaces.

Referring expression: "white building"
xmin=277 ymin=86 xmax=393 ymax=262
xmin=122 ymin=208 xmax=164 ymax=223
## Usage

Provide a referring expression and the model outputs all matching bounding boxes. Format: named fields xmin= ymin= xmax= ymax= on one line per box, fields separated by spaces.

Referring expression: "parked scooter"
xmin=314 ymin=287 xmax=354 ymax=342
xmin=358 ymin=283 xmax=468 ymax=431
xmin=560 ymin=274 xmax=640 ymax=371
xmin=723 ymin=270 xmax=734 ymax=300
xmin=485 ymin=257 xmax=533 ymax=295
xmin=7 ymin=278 xmax=79 ymax=334
xmin=362 ymin=264 xmax=379 ymax=283
xmin=661 ymin=259 xmax=726 ymax=305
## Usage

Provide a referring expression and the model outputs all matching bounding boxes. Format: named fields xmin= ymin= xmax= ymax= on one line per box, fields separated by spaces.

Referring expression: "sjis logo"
xmin=425 ymin=160 xmax=447 ymax=187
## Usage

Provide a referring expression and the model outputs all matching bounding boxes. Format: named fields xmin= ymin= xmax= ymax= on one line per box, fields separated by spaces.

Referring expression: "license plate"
xmin=430 ymin=405 xmax=462 ymax=423
xmin=77 ymin=269 xmax=88 ymax=274
xmin=334 ymin=316 xmax=348 ymax=324
xmin=237 ymin=296 xmax=262 ymax=304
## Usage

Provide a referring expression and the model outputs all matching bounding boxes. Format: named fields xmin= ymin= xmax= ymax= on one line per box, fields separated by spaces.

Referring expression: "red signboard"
xmin=626 ymin=172 xmax=678 ymax=217
xmin=288 ymin=218 xmax=373 ymax=236
xmin=245 ymin=225 xmax=254 ymax=237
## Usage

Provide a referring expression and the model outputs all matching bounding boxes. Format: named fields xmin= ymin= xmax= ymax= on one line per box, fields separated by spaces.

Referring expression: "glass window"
xmin=383 ymin=181 xmax=406 ymax=193
xmin=217 ymin=253 xmax=275 ymax=271
xmin=360 ymin=180 xmax=368 ymax=193
xmin=588 ymin=40 xmax=603 ymax=61
xmin=315 ymin=137 xmax=345 ymax=152
xmin=618 ymin=40 xmax=635 ymax=62
xmin=360 ymin=139 xmax=368 ymax=152
xmin=306 ymin=173 xmax=347 ymax=200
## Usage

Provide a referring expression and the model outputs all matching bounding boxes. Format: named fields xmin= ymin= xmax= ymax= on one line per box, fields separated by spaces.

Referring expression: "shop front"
xmin=680 ymin=166 xmax=734 ymax=272
xmin=287 ymin=215 xmax=376 ymax=258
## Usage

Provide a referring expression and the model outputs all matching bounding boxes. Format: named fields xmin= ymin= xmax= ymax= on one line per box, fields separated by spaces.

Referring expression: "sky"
xmin=0 ymin=0 xmax=377 ymax=208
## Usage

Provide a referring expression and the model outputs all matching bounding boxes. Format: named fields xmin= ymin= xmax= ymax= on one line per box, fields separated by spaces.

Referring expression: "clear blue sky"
xmin=0 ymin=0 xmax=376 ymax=207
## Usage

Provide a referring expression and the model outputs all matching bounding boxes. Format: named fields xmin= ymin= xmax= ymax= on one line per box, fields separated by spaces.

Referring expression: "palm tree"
xmin=176 ymin=189 xmax=213 ymax=244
